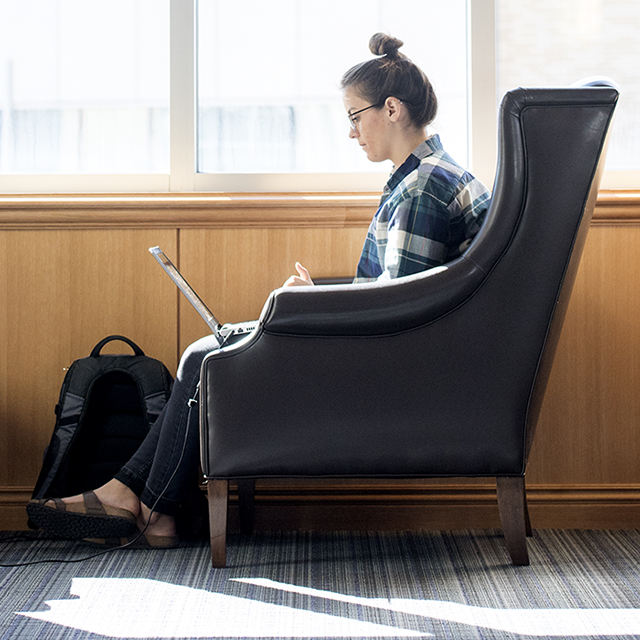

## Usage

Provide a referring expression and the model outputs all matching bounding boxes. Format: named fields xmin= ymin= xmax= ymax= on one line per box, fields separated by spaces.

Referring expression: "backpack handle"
xmin=90 ymin=335 xmax=145 ymax=358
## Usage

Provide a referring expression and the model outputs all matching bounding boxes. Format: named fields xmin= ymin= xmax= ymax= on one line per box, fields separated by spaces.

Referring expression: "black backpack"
xmin=30 ymin=335 xmax=174 ymax=505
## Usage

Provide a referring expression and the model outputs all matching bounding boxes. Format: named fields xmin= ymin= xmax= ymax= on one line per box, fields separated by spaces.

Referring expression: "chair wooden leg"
xmin=523 ymin=489 xmax=533 ymax=538
xmin=496 ymin=476 xmax=530 ymax=566
xmin=208 ymin=479 xmax=228 ymax=568
xmin=237 ymin=478 xmax=256 ymax=535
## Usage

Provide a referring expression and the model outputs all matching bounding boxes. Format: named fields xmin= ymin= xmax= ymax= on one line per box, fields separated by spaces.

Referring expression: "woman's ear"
xmin=384 ymin=96 xmax=403 ymax=122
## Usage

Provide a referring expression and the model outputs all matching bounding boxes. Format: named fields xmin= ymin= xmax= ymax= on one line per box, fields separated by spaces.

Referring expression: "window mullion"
xmin=170 ymin=0 xmax=196 ymax=192
xmin=468 ymin=0 xmax=497 ymax=188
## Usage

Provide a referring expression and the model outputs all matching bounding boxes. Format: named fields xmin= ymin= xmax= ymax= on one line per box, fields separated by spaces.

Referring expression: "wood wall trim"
xmin=0 ymin=193 xmax=380 ymax=229
xmin=592 ymin=190 xmax=640 ymax=224
xmin=243 ymin=481 xmax=640 ymax=505
xmin=7 ymin=482 xmax=640 ymax=503
xmin=1 ymin=190 xmax=638 ymax=229
xmin=4 ymin=483 xmax=640 ymax=532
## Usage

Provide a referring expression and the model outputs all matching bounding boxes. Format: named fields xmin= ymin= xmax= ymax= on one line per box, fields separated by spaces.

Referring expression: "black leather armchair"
xmin=200 ymin=86 xmax=618 ymax=567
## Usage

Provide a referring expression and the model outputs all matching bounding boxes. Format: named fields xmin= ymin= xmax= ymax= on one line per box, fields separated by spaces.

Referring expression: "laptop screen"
xmin=149 ymin=246 xmax=221 ymax=334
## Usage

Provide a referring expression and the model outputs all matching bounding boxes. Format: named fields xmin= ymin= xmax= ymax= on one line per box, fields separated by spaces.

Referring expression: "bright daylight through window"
xmin=496 ymin=0 xmax=639 ymax=173
xmin=0 ymin=0 xmax=169 ymax=175
xmin=196 ymin=0 xmax=467 ymax=176
xmin=0 ymin=0 xmax=638 ymax=192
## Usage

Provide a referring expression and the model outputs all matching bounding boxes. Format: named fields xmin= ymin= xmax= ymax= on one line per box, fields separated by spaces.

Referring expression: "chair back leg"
xmin=237 ymin=478 xmax=256 ymax=535
xmin=496 ymin=476 xmax=531 ymax=565
xmin=208 ymin=479 xmax=229 ymax=567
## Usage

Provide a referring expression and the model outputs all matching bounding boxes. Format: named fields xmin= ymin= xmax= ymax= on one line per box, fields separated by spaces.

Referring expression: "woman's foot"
xmin=52 ymin=479 xmax=141 ymax=518
xmin=27 ymin=483 xmax=138 ymax=539
xmin=138 ymin=502 xmax=177 ymax=538
xmin=81 ymin=502 xmax=178 ymax=549
xmin=56 ymin=481 xmax=178 ymax=539
xmin=28 ymin=478 xmax=178 ymax=543
xmin=81 ymin=500 xmax=179 ymax=549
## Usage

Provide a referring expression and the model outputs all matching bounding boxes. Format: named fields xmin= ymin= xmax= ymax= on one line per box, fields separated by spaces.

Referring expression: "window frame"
xmin=0 ymin=0 xmax=634 ymax=194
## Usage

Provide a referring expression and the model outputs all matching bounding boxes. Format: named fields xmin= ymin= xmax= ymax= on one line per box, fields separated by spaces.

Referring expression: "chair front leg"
xmin=208 ymin=479 xmax=228 ymax=568
xmin=496 ymin=476 xmax=530 ymax=566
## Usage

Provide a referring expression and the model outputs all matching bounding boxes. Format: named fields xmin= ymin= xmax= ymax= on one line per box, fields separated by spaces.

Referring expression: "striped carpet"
xmin=2 ymin=528 xmax=640 ymax=639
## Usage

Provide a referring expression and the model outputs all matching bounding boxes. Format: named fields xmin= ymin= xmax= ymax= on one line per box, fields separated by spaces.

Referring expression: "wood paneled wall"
xmin=1 ymin=191 xmax=640 ymax=532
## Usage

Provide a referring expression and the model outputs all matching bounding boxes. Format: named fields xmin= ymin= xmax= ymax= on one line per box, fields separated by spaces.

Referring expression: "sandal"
xmin=83 ymin=531 xmax=179 ymax=549
xmin=27 ymin=490 xmax=137 ymax=539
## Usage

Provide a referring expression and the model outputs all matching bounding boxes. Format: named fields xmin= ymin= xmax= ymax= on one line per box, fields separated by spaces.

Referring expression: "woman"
xmin=287 ymin=33 xmax=490 ymax=286
xmin=27 ymin=33 xmax=491 ymax=548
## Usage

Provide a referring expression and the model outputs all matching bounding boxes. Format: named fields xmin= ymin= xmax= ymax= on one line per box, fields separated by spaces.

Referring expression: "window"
xmin=0 ymin=0 xmax=169 ymax=177
xmin=197 ymin=0 xmax=467 ymax=177
xmin=496 ymin=0 xmax=640 ymax=188
xmin=0 ymin=0 xmax=637 ymax=193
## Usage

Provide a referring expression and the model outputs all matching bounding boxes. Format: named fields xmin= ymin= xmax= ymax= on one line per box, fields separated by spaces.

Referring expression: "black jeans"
xmin=115 ymin=334 xmax=222 ymax=516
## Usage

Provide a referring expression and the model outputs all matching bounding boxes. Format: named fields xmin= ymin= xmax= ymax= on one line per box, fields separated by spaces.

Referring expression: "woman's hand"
xmin=283 ymin=262 xmax=314 ymax=287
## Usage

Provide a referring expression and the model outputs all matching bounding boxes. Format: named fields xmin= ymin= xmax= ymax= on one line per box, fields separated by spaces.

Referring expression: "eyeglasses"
xmin=347 ymin=103 xmax=382 ymax=131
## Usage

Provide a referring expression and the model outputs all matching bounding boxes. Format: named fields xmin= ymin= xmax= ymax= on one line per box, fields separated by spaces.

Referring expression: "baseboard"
xmin=0 ymin=488 xmax=35 ymax=532
xmin=4 ymin=482 xmax=640 ymax=532
xmin=225 ymin=481 xmax=640 ymax=532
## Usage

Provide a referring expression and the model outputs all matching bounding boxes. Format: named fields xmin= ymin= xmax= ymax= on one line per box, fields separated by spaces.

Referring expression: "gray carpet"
xmin=2 ymin=529 xmax=640 ymax=639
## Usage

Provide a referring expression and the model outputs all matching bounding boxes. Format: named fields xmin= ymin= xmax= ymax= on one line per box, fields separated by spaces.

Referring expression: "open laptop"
xmin=149 ymin=246 xmax=257 ymax=342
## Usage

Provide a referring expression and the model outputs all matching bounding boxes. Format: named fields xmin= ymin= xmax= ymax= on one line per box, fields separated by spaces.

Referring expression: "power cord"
xmin=0 ymin=386 xmax=199 ymax=568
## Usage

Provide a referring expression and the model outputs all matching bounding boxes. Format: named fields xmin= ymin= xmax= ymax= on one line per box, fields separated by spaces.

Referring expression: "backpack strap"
xmin=90 ymin=335 xmax=145 ymax=358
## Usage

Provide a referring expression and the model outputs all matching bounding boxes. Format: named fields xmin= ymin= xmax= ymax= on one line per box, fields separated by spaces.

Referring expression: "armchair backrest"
xmin=463 ymin=87 xmax=618 ymax=458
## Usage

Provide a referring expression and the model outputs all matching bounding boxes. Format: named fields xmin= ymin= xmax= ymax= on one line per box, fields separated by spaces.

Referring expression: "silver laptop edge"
xmin=149 ymin=246 xmax=222 ymax=335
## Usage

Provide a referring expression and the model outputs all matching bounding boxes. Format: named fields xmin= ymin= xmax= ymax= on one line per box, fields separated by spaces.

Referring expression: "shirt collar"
xmin=384 ymin=134 xmax=443 ymax=194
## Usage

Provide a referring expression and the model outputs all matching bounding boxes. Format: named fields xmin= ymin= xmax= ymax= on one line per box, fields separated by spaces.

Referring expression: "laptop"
xmin=149 ymin=246 xmax=257 ymax=342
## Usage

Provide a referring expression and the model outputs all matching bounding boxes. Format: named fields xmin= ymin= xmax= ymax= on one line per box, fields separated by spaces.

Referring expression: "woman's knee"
xmin=177 ymin=334 xmax=220 ymax=376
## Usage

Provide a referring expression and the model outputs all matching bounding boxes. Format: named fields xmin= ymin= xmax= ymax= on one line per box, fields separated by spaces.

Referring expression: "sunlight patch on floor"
xmin=16 ymin=576 xmax=640 ymax=638
xmin=16 ymin=578 xmax=426 ymax=638
xmin=240 ymin=578 xmax=640 ymax=637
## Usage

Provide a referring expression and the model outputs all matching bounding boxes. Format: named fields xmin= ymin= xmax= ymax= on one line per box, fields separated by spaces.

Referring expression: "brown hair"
xmin=341 ymin=33 xmax=438 ymax=129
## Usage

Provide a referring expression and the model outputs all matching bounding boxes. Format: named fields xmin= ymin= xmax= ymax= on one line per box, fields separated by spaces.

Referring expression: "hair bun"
xmin=369 ymin=33 xmax=404 ymax=58
xmin=342 ymin=33 xmax=437 ymax=129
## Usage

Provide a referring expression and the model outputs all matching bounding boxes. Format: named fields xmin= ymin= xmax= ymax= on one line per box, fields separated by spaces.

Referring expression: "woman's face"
xmin=342 ymin=87 xmax=394 ymax=164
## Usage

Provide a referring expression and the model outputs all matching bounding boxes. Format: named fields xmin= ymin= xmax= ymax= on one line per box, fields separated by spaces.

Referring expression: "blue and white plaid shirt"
xmin=354 ymin=135 xmax=491 ymax=282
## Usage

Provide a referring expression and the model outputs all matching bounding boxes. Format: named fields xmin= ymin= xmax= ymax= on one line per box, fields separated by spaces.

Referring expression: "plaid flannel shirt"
xmin=354 ymin=135 xmax=491 ymax=282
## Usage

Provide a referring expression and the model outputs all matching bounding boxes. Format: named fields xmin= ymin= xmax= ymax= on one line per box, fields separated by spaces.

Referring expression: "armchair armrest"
xmin=260 ymin=255 xmax=487 ymax=337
